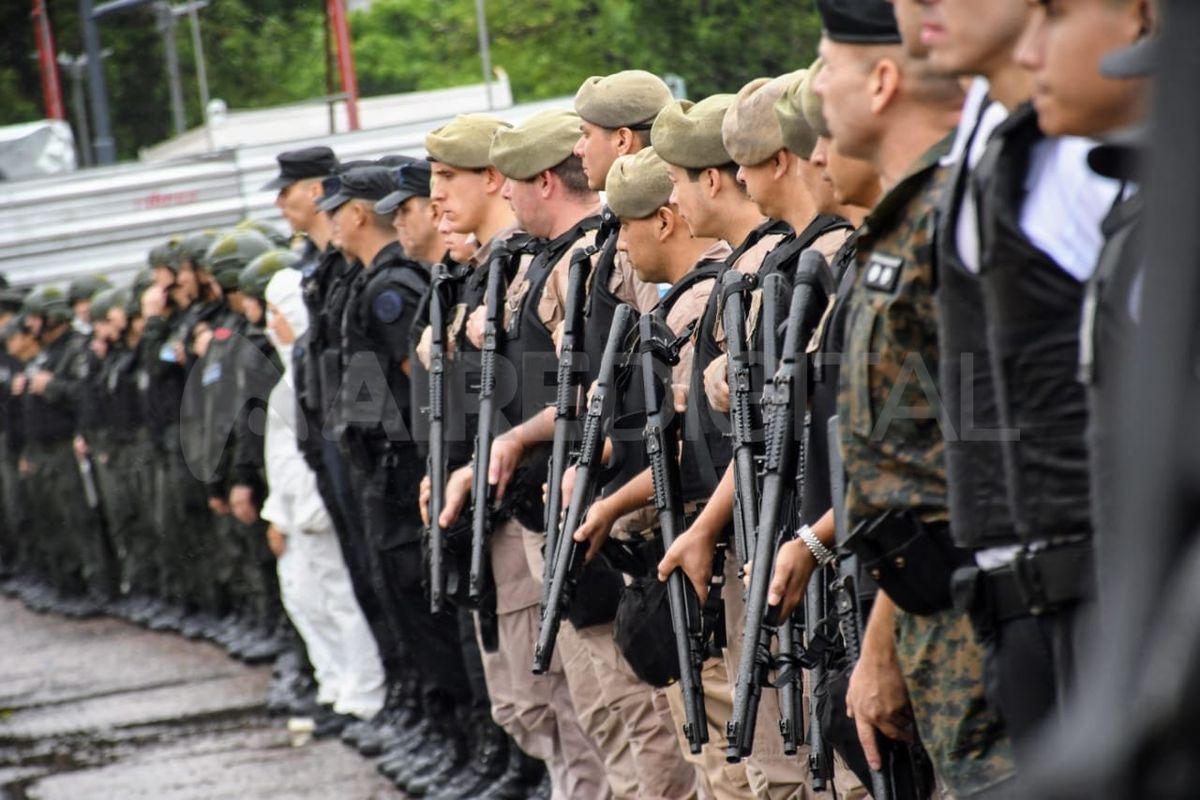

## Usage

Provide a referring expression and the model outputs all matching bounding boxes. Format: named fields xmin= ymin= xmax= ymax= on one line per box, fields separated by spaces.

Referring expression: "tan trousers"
xmin=524 ymin=529 xmax=702 ymax=800
xmin=665 ymin=655 xmax=754 ymax=800
xmin=477 ymin=520 xmax=609 ymax=800
xmin=723 ymin=557 xmax=869 ymax=799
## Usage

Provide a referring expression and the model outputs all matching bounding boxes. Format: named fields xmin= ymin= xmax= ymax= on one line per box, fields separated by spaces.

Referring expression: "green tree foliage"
xmin=0 ymin=0 xmax=820 ymax=162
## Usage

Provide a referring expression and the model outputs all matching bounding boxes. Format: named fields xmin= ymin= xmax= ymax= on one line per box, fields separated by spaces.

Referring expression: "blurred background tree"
xmin=0 ymin=0 xmax=820 ymax=161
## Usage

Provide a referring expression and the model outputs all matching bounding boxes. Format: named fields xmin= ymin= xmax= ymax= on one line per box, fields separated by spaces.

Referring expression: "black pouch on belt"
xmin=844 ymin=510 xmax=967 ymax=615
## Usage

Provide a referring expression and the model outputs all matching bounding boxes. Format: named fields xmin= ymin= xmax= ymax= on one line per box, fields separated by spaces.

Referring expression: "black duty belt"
xmin=982 ymin=541 xmax=1094 ymax=622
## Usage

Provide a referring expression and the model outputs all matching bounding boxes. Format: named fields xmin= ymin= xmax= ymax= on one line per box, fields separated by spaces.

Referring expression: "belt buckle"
xmin=1012 ymin=548 xmax=1048 ymax=616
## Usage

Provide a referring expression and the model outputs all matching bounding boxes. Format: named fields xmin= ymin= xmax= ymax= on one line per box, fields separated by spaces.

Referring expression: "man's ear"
xmin=869 ymin=57 xmax=901 ymax=116
xmin=703 ymin=167 xmax=722 ymax=200
xmin=538 ymin=170 xmax=555 ymax=199
xmin=306 ymin=180 xmax=324 ymax=204
xmin=772 ymin=150 xmax=790 ymax=181
xmin=483 ymin=166 xmax=506 ymax=194
xmin=657 ymin=206 xmax=675 ymax=242
xmin=615 ymin=127 xmax=638 ymax=157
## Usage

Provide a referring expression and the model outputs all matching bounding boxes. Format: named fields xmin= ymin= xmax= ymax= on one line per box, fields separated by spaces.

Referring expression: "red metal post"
xmin=32 ymin=0 xmax=65 ymax=120
xmin=326 ymin=0 xmax=360 ymax=131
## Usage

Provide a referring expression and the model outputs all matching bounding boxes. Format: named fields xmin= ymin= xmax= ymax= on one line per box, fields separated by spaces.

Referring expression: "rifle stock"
xmin=720 ymin=270 xmax=759 ymax=571
xmin=639 ymin=311 xmax=709 ymax=754
xmin=427 ymin=262 xmax=448 ymax=614
xmin=468 ymin=244 xmax=513 ymax=605
xmin=541 ymin=247 xmax=592 ymax=612
xmin=532 ymin=303 xmax=636 ymax=674
xmin=727 ymin=277 xmax=817 ymax=761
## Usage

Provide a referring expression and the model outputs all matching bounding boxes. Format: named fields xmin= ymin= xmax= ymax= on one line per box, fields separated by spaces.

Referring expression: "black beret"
xmin=261 ymin=146 xmax=339 ymax=191
xmin=816 ymin=0 xmax=902 ymax=44
xmin=317 ymin=166 xmax=397 ymax=214
xmin=376 ymin=160 xmax=433 ymax=215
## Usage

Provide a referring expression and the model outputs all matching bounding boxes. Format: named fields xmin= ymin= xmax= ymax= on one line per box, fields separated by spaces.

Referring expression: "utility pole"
xmin=32 ymin=0 xmax=65 ymax=121
xmin=92 ymin=0 xmax=214 ymax=149
xmin=154 ymin=2 xmax=186 ymax=136
xmin=79 ymin=0 xmax=116 ymax=164
xmin=326 ymin=0 xmax=360 ymax=130
xmin=58 ymin=52 xmax=112 ymax=168
xmin=474 ymin=0 xmax=494 ymax=110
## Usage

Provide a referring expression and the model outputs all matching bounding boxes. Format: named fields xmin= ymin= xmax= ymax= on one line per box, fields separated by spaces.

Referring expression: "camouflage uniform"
xmin=836 ymin=134 xmax=1015 ymax=796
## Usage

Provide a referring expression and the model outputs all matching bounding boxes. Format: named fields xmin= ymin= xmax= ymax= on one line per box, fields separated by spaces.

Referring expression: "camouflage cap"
xmin=651 ymin=95 xmax=737 ymax=170
xmin=573 ymin=70 xmax=674 ymax=130
xmin=490 ymin=110 xmax=583 ymax=181
xmin=425 ymin=114 xmax=512 ymax=169
xmin=723 ymin=71 xmax=804 ymax=167
xmin=235 ymin=218 xmax=290 ymax=248
xmin=605 ymin=148 xmax=674 ymax=221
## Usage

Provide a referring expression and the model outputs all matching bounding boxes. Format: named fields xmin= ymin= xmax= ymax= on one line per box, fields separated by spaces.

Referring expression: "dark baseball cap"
xmin=815 ymin=0 xmax=902 ymax=44
xmin=261 ymin=146 xmax=339 ymax=191
xmin=375 ymin=161 xmax=433 ymax=215
xmin=317 ymin=166 xmax=397 ymax=214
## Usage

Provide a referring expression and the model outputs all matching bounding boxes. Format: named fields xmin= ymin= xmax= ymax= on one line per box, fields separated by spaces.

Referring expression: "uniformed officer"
xmin=424 ymin=113 xmax=599 ymax=799
xmin=323 ymin=165 xmax=474 ymax=786
xmin=67 ymin=274 xmax=111 ymax=336
xmin=377 ymin=159 xmax=523 ymax=800
xmin=85 ymin=287 xmax=155 ymax=616
xmin=15 ymin=286 xmax=113 ymax=616
xmin=640 ymin=92 xmax=808 ymax=799
xmin=266 ymin=147 xmax=407 ymax=724
xmin=0 ymin=296 xmax=33 ymax=583
xmin=583 ymin=146 xmax=743 ymax=798
xmin=139 ymin=234 xmax=227 ymax=632
xmin=785 ymin=1 xmax=1016 ymax=796
xmin=922 ymin=0 xmax=1140 ymax=772
xmin=192 ymin=229 xmax=287 ymax=660
xmin=486 ymin=109 xmax=701 ymax=800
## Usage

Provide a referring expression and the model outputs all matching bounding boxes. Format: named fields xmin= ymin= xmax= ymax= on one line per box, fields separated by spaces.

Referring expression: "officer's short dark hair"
xmin=551 ymin=155 xmax=592 ymax=196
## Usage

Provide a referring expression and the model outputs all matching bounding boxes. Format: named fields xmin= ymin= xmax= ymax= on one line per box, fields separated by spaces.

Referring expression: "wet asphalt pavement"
xmin=0 ymin=597 xmax=403 ymax=799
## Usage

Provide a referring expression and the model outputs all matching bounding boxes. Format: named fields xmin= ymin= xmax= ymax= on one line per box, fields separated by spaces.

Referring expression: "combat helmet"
xmin=205 ymin=230 xmax=275 ymax=291
xmin=239 ymin=249 xmax=300 ymax=301
xmin=21 ymin=285 xmax=72 ymax=326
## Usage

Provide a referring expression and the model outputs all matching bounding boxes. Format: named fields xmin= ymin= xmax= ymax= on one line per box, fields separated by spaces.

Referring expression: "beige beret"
xmin=722 ymin=71 xmax=804 ymax=166
xmin=650 ymin=95 xmax=737 ymax=170
xmin=490 ymin=109 xmax=583 ymax=181
xmin=425 ymin=114 xmax=512 ymax=169
xmin=606 ymin=147 xmax=674 ymax=220
xmin=574 ymin=70 xmax=674 ymax=130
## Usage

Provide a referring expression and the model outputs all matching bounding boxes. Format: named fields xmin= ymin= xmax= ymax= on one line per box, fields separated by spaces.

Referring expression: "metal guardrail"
xmin=0 ymin=95 xmax=569 ymax=290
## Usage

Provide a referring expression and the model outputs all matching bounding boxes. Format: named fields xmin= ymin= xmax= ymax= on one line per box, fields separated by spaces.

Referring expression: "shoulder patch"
xmin=372 ymin=289 xmax=405 ymax=324
xmin=213 ymin=327 xmax=233 ymax=342
xmin=863 ymin=254 xmax=903 ymax=293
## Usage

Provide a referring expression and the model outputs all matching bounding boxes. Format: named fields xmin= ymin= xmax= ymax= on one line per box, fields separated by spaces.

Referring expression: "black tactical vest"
xmin=338 ymin=243 xmax=430 ymax=445
xmin=498 ymin=217 xmax=601 ymax=429
xmin=974 ymin=104 xmax=1094 ymax=542
xmin=582 ymin=209 xmax=623 ymax=387
xmin=605 ymin=262 xmax=725 ymax=501
xmin=803 ymin=235 xmax=860 ymax=526
xmin=936 ymin=108 xmax=1017 ymax=550
xmin=680 ymin=220 xmax=791 ymax=502
xmin=23 ymin=329 xmax=85 ymax=445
